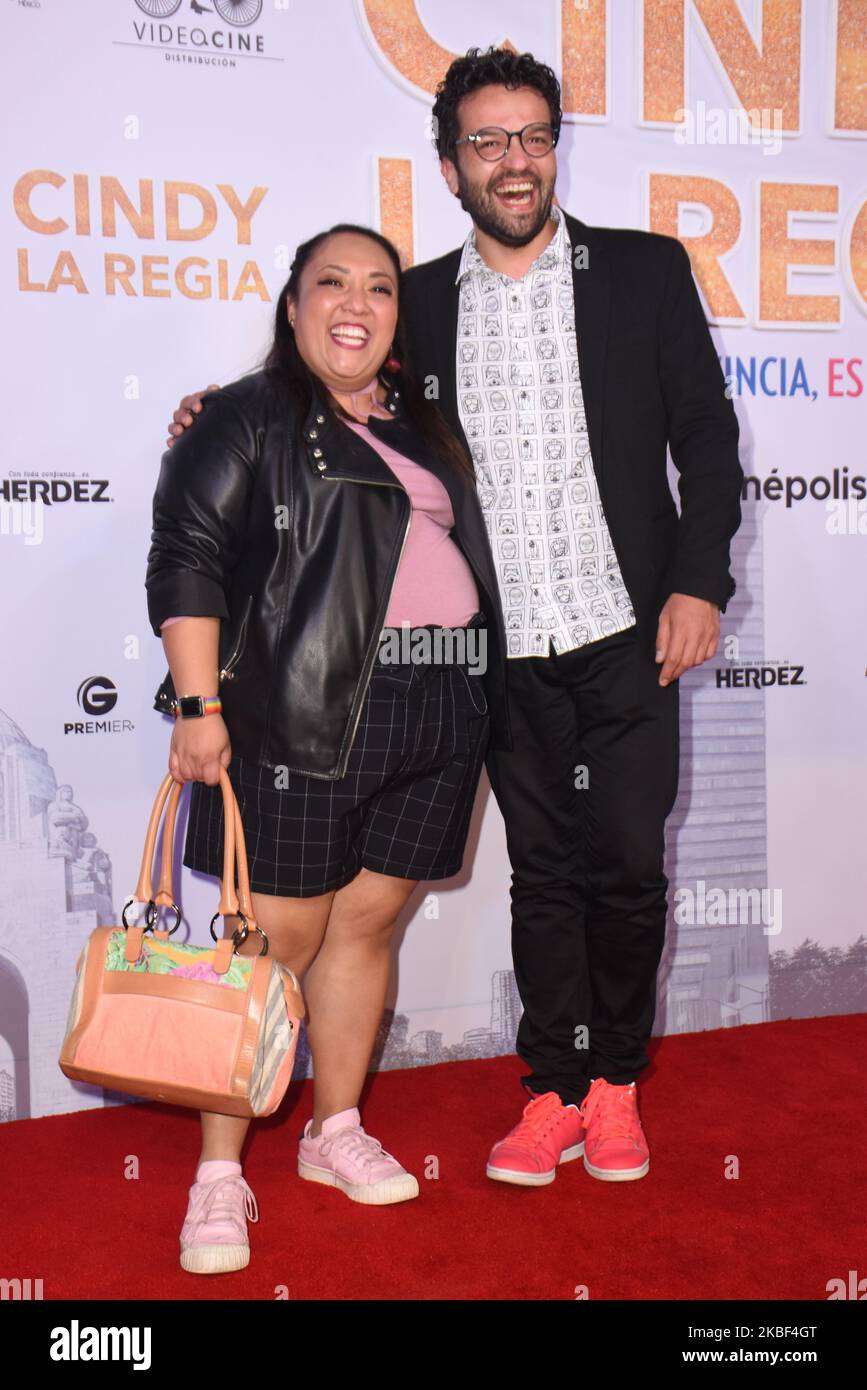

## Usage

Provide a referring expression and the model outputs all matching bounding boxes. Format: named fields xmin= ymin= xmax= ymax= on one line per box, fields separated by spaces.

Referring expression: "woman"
xmin=146 ymin=223 xmax=510 ymax=1275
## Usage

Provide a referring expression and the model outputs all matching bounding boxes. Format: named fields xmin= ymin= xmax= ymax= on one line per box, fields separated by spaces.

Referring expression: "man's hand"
xmin=166 ymin=384 xmax=221 ymax=448
xmin=655 ymin=592 xmax=720 ymax=686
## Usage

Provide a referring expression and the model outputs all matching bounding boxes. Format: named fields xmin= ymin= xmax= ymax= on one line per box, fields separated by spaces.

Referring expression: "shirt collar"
xmin=455 ymin=203 xmax=569 ymax=286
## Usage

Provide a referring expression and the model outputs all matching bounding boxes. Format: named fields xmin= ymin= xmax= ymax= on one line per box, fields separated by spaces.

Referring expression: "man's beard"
xmin=456 ymin=168 xmax=555 ymax=248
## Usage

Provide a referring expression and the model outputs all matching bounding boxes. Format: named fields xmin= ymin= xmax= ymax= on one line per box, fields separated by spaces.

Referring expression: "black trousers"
xmin=485 ymin=624 xmax=679 ymax=1107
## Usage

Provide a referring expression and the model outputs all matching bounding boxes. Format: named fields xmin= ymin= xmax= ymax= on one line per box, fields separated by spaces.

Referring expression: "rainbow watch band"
xmin=173 ymin=695 xmax=223 ymax=718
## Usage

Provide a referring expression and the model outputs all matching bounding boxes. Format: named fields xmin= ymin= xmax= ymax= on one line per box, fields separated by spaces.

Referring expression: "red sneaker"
xmin=486 ymin=1091 xmax=585 ymax=1187
xmin=580 ymin=1078 xmax=650 ymax=1181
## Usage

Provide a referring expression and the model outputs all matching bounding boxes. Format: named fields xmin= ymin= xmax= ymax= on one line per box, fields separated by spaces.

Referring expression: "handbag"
xmin=59 ymin=766 xmax=305 ymax=1118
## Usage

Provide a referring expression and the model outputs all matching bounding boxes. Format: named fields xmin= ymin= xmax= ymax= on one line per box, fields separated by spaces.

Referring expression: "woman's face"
xmin=288 ymin=232 xmax=399 ymax=393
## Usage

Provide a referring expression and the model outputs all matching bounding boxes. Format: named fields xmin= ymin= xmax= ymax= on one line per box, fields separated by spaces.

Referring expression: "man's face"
xmin=441 ymin=84 xmax=557 ymax=247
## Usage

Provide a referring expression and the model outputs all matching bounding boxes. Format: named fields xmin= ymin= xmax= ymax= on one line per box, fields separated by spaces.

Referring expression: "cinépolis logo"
xmin=122 ymin=0 xmax=276 ymax=70
xmin=742 ymin=466 xmax=865 ymax=508
xmin=741 ymin=465 xmax=867 ymax=535
xmin=49 ymin=1318 xmax=151 ymax=1371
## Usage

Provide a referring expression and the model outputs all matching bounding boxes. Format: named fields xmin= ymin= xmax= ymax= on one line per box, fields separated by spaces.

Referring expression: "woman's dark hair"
xmin=431 ymin=47 xmax=563 ymax=162
xmin=260 ymin=223 xmax=473 ymax=480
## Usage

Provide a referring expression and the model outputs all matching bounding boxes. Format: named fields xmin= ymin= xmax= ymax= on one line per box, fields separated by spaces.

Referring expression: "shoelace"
xmin=500 ymin=1092 xmax=565 ymax=1152
xmin=581 ymin=1083 xmax=638 ymax=1141
xmin=186 ymin=1174 xmax=259 ymax=1235
xmin=316 ymin=1125 xmax=395 ymax=1168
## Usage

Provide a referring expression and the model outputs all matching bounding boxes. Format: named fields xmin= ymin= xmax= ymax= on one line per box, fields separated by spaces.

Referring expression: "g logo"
xmin=77 ymin=677 xmax=118 ymax=716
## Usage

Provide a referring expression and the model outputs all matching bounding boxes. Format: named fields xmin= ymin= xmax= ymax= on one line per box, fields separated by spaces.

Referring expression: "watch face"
xmin=177 ymin=696 xmax=203 ymax=718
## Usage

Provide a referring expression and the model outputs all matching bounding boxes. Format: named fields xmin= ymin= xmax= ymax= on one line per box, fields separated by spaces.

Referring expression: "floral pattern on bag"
xmin=104 ymin=928 xmax=252 ymax=989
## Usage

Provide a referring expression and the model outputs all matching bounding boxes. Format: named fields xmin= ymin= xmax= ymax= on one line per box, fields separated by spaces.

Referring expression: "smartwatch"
xmin=174 ymin=695 xmax=223 ymax=719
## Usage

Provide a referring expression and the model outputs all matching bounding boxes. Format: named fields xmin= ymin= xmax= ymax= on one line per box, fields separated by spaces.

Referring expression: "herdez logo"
xmin=129 ymin=0 xmax=271 ymax=65
xmin=67 ymin=677 xmax=134 ymax=737
xmin=715 ymin=662 xmax=806 ymax=689
xmin=0 ymin=473 xmax=111 ymax=505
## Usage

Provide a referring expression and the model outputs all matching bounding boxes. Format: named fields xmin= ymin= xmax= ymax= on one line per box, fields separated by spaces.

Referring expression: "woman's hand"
xmin=169 ymin=714 xmax=232 ymax=787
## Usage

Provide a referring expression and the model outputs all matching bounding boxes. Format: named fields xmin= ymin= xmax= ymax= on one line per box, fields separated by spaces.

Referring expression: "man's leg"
xmin=574 ymin=627 xmax=680 ymax=1085
xmin=486 ymin=653 xmax=593 ymax=1107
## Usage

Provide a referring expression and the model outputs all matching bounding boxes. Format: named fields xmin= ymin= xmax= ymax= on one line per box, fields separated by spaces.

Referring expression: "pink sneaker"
xmin=486 ymin=1091 xmax=585 ymax=1186
xmin=297 ymin=1107 xmax=419 ymax=1205
xmin=580 ymin=1078 xmax=650 ymax=1181
xmin=179 ymin=1161 xmax=259 ymax=1274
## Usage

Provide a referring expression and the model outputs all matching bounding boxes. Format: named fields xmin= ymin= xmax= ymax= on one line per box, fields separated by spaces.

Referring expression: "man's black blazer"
xmin=402 ymin=212 xmax=744 ymax=633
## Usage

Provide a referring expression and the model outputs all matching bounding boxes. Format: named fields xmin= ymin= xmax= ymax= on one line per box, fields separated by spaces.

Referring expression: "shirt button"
xmin=313 ymin=448 xmax=323 ymax=457
xmin=308 ymin=428 xmax=318 ymax=439
xmin=317 ymin=462 xmax=327 ymax=472
xmin=315 ymin=414 xmax=325 ymax=424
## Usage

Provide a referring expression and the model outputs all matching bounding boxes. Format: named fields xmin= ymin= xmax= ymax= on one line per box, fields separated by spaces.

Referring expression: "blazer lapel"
xmin=426 ymin=262 xmax=462 ymax=441
xmin=565 ymin=214 xmax=610 ymax=489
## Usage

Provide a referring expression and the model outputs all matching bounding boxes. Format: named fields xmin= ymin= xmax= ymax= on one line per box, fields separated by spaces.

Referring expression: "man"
xmin=165 ymin=48 xmax=743 ymax=1189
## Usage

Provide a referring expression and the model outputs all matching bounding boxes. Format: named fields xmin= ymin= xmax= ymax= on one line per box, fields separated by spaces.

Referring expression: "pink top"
xmin=344 ymin=419 xmax=478 ymax=627
xmin=160 ymin=384 xmax=479 ymax=633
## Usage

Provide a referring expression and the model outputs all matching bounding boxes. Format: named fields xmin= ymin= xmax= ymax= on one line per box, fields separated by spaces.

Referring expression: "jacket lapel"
xmin=302 ymin=381 xmax=407 ymax=488
xmin=426 ymin=260 xmax=462 ymax=441
xmin=565 ymin=213 xmax=610 ymax=488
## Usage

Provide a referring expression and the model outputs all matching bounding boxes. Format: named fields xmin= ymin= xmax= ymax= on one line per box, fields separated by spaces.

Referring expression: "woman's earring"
xmin=384 ymin=350 xmax=401 ymax=372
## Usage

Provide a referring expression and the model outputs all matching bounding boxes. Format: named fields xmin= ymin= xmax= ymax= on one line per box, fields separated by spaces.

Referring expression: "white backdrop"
xmin=1 ymin=0 xmax=865 ymax=1121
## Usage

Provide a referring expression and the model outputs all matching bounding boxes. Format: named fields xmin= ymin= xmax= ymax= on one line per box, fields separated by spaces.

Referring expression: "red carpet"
xmin=3 ymin=1014 xmax=863 ymax=1301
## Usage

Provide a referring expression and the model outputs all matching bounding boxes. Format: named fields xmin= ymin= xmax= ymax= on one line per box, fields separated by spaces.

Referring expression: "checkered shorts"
xmin=182 ymin=646 xmax=490 ymax=897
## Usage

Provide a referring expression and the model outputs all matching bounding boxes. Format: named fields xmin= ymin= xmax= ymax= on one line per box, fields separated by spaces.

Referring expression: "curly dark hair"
xmin=431 ymin=47 xmax=563 ymax=162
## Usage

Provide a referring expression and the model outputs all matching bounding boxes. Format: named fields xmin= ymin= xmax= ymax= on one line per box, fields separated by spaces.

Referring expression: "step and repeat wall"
xmin=1 ymin=0 xmax=865 ymax=1120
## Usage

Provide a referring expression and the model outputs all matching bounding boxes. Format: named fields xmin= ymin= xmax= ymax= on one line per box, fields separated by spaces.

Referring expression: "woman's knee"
xmin=222 ymin=891 xmax=333 ymax=959
xmin=323 ymin=869 xmax=417 ymax=944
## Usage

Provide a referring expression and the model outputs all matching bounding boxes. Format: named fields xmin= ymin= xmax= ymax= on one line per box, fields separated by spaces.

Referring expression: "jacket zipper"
xmin=323 ymin=476 xmax=411 ymax=770
xmin=219 ymin=593 xmax=253 ymax=682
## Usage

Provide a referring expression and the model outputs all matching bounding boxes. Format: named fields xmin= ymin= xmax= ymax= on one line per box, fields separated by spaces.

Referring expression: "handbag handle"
xmin=131 ymin=767 xmax=257 ymax=933
xmin=125 ymin=768 xmax=306 ymax=1014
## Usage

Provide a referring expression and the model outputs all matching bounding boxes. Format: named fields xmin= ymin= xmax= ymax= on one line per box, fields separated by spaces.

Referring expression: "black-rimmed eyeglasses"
xmin=454 ymin=122 xmax=560 ymax=162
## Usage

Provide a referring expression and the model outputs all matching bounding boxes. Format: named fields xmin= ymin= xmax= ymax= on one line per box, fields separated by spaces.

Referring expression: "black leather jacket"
xmin=146 ymin=369 xmax=512 ymax=778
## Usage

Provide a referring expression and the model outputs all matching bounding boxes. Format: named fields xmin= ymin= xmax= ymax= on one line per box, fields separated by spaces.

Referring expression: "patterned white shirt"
xmin=455 ymin=205 xmax=636 ymax=658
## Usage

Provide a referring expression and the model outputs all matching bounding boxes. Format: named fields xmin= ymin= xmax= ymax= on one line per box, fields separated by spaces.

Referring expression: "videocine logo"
xmin=129 ymin=0 xmax=270 ymax=63
xmin=50 ymin=1319 xmax=151 ymax=1370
